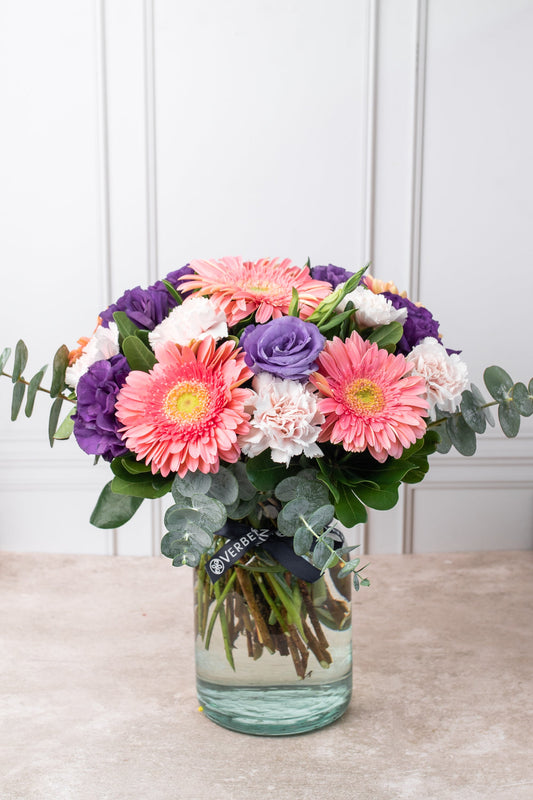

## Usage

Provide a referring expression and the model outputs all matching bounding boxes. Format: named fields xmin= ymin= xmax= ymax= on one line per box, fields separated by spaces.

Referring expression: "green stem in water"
xmin=265 ymin=572 xmax=307 ymax=642
xmin=205 ymin=570 xmax=238 ymax=654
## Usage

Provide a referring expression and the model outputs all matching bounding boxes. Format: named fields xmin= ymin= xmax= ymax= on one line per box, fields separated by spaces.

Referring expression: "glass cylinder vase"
xmin=194 ymin=552 xmax=352 ymax=736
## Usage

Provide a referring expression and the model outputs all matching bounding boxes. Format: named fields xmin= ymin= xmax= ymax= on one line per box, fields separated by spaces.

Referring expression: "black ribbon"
xmin=205 ymin=521 xmax=344 ymax=584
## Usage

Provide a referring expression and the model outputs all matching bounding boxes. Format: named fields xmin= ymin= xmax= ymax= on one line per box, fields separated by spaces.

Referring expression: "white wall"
xmin=0 ymin=0 xmax=532 ymax=556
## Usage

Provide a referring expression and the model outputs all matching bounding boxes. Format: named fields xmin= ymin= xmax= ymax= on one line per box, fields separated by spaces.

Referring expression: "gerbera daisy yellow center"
xmin=343 ymin=378 xmax=385 ymax=415
xmin=164 ymin=380 xmax=210 ymax=423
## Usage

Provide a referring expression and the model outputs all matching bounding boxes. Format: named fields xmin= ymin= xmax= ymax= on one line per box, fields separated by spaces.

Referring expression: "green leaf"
xmin=11 ymin=381 xmax=26 ymax=421
xmin=24 ymin=365 xmax=48 ymax=417
xmin=367 ymin=321 xmax=404 ymax=352
xmin=484 ymin=366 xmax=513 ymax=403
xmin=208 ymin=467 xmax=239 ymax=506
xmin=460 ymin=389 xmax=487 ymax=434
xmin=354 ymin=483 xmax=399 ymax=510
xmin=335 ymin=484 xmax=367 ymax=527
xmin=471 ymin=382 xmax=495 ymax=427
xmin=274 ymin=473 xmax=328 ymax=505
xmin=435 ymin=422 xmax=452 ymax=454
xmin=12 ymin=340 xmax=28 ymax=383
xmin=113 ymin=311 xmax=142 ymax=340
xmin=172 ymin=471 xmax=212 ymax=499
xmin=246 ymin=449 xmax=294 ymax=491
xmin=226 ymin=494 xmax=259 ymax=520
xmin=122 ymin=335 xmax=156 ymax=372
xmin=111 ymin=475 xmax=172 ymax=498
xmin=446 ymin=414 xmax=477 ymax=456
xmin=48 ymin=397 xmax=63 ymax=446
xmin=511 ymin=382 xmax=533 ymax=417
xmin=120 ymin=456 xmax=152 ymax=474
xmin=162 ymin=279 xmax=183 ymax=305
xmin=0 ymin=346 xmax=12 ymax=372
xmin=498 ymin=402 xmax=520 ymax=438
xmin=230 ymin=461 xmax=257 ymax=501
xmin=49 ymin=345 xmax=69 ymax=398
xmin=161 ymin=526 xmax=213 ymax=558
xmin=317 ymin=306 xmax=357 ymax=334
xmin=288 ymin=287 xmax=300 ymax=316
xmin=164 ymin=493 xmax=226 ymax=534
xmin=53 ymin=406 xmax=76 ymax=439
xmin=293 ymin=526 xmax=314 ymax=555
xmin=312 ymin=536 xmax=336 ymax=570
xmin=90 ymin=481 xmax=143 ymax=528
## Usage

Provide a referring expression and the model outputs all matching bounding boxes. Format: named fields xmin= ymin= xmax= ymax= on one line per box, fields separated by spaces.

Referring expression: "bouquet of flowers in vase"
xmin=2 ymin=256 xmax=532 ymax=732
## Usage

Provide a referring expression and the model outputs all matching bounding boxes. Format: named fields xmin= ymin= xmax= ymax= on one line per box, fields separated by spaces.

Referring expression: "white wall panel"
xmin=0 ymin=0 xmax=532 ymax=556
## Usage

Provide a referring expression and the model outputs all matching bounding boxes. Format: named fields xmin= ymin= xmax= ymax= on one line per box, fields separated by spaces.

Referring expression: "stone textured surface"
xmin=1 ymin=551 xmax=532 ymax=800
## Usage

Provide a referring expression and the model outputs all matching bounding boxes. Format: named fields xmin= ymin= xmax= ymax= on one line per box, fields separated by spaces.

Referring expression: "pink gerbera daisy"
xmin=178 ymin=256 xmax=332 ymax=325
xmin=309 ymin=332 xmax=429 ymax=462
xmin=115 ymin=338 xmax=253 ymax=477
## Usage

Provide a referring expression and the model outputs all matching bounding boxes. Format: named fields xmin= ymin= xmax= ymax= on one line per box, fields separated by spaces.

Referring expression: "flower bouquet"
xmin=2 ymin=256 xmax=532 ymax=735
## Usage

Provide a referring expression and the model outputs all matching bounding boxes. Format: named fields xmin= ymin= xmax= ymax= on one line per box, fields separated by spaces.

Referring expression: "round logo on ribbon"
xmin=209 ymin=558 xmax=225 ymax=575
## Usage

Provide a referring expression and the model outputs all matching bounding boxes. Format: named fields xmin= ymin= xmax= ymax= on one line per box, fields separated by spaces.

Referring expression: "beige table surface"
xmin=1 ymin=551 xmax=532 ymax=800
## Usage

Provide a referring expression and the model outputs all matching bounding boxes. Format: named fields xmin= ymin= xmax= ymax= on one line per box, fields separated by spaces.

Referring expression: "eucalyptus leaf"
xmin=511 ymin=382 xmax=533 ymax=417
xmin=435 ymin=422 xmax=452 ymax=454
xmin=90 ymin=481 xmax=143 ymax=528
xmin=275 ymin=473 xmax=328 ymax=505
xmin=208 ymin=467 xmax=239 ymax=506
xmin=161 ymin=525 xmax=213 ymax=558
xmin=471 ymin=382 xmax=495 ymax=427
xmin=484 ymin=366 xmax=513 ymax=403
xmin=293 ymin=526 xmax=314 ymax=555
xmin=277 ymin=496 xmax=324 ymax=536
xmin=12 ymin=340 xmax=28 ymax=383
xmin=312 ymin=537 xmax=335 ymax=570
xmin=48 ymin=396 xmax=63 ymax=446
xmin=446 ymin=414 xmax=477 ymax=456
xmin=49 ymin=345 xmax=69 ymax=398
xmin=460 ymin=390 xmax=487 ymax=434
xmin=0 ymin=346 xmax=11 ymax=372
xmin=24 ymin=365 xmax=48 ymax=417
xmin=226 ymin=495 xmax=259 ymax=520
xmin=164 ymin=493 xmax=226 ymax=534
xmin=11 ymin=381 xmax=25 ymax=421
xmin=305 ymin=504 xmax=335 ymax=532
xmin=172 ymin=471 xmax=213 ymax=499
xmin=498 ymin=401 xmax=521 ymax=438
xmin=230 ymin=461 xmax=257 ymax=501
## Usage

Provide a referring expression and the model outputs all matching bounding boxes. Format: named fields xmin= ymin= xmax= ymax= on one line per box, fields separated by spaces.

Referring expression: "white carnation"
xmin=406 ymin=337 xmax=469 ymax=413
xmin=239 ymin=373 xmax=324 ymax=466
xmin=65 ymin=322 xmax=120 ymax=389
xmin=337 ymin=285 xmax=407 ymax=328
xmin=149 ymin=296 xmax=228 ymax=355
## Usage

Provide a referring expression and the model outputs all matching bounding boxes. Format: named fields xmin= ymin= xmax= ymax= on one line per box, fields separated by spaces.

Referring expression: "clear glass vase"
xmin=194 ymin=551 xmax=352 ymax=735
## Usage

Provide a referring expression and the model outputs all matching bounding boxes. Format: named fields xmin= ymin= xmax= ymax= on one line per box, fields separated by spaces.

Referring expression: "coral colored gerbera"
xmin=115 ymin=338 xmax=253 ymax=478
xmin=309 ymin=332 xmax=429 ymax=462
xmin=178 ymin=256 xmax=332 ymax=325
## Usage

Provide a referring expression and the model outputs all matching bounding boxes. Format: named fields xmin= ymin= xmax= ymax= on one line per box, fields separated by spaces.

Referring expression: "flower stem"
xmin=204 ymin=570 xmax=238 ymax=650
xmin=0 ymin=371 xmax=75 ymax=404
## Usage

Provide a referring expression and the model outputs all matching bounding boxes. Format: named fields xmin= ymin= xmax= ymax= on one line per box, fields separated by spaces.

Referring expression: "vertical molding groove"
xmin=402 ymin=0 xmax=428 ymax=554
xmin=408 ymin=0 xmax=428 ymax=301
xmin=360 ymin=0 xmax=378 ymax=554
xmin=95 ymin=0 xmax=116 ymax=556
xmin=143 ymin=0 xmax=162 ymax=555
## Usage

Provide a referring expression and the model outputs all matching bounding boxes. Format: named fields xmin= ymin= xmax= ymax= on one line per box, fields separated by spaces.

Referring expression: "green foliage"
xmin=306 ymin=264 xmax=369 ymax=326
xmin=12 ymin=340 xmax=28 ymax=383
xmin=0 ymin=347 xmax=12 ymax=372
xmin=208 ymin=467 xmax=239 ymax=506
xmin=90 ymin=481 xmax=144 ymax=528
xmin=48 ymin=397 xmax=64 ymax=446
xmin=49 ymin=345 xmax=69 ymax=398
xmin=110 ymin=458 xmax=173 ymax=498
xmin=288 ymin=288 xmax=300 ymax=317
xmin=53 ymin=407 xmax=76 ymax=440
xmin=122 ymin=335 xmax=156 ymax=372
xmin=11 ymin=381 xmax=25 ymax=421
xmin=162 ymin=280 xmax=183 ymax=305
xmin=367 ymin=321 xmax=404 ymax=352
xmin=245 ymin=449 xmax=295 ymax=491
xmin=25 ymin=365 xmax=48 ymax=417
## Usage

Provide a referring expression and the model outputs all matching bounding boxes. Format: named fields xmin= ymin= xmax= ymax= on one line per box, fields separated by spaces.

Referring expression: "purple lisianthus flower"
xmin=311 ymin=263 xmax=354 ymax=289
xmin=383 ymin=292 xmax=442 ymax=355
xmin=99 ymin=264 xmax=192 ymax=330
xmin=73 ymin=354 xmax=130 ymax=462
xmin=240 ymin=316 xmax=326 ymax=381
xmin=164 ymin=264 xmax=195 ymax=298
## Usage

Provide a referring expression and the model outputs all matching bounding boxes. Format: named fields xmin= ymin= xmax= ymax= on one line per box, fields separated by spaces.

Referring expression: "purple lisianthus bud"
xmin=310 ymin=263 xmax=354 ymax=289
xmin=240 ymin=317 xmax=326 ymax=381
xmin=73 ymin=354 xmax=130 ymax=462
xmin=383 ymin=292 xmax=442 ymax=355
